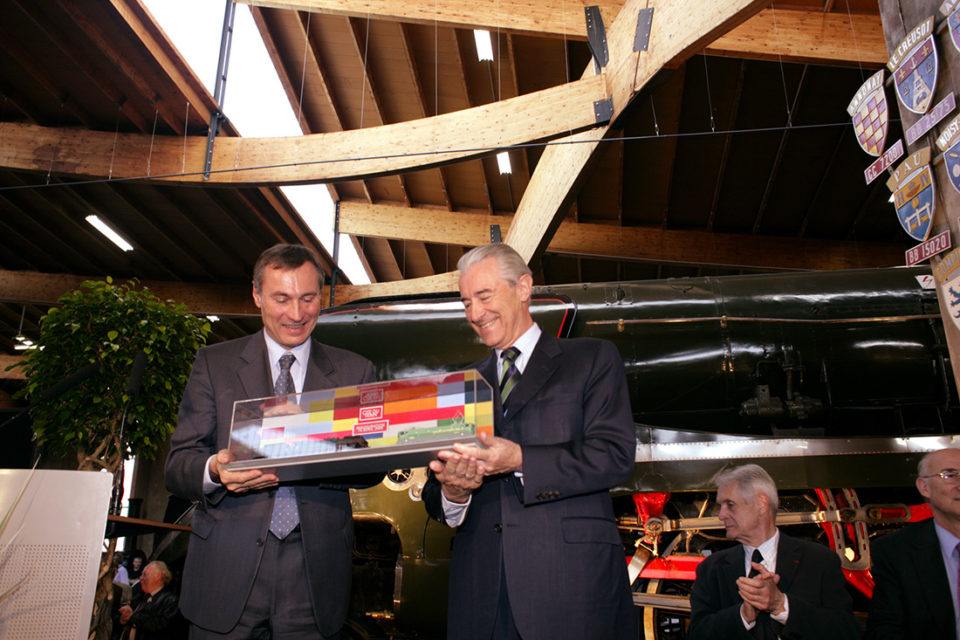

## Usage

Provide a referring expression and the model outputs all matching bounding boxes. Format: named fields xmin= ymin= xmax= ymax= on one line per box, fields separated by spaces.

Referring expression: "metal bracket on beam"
xmin=594 ymin=97 xmax=614 ymax=125
xmin=585 ymin=6 xmax=609 ymax=73
xmin=204 ymin=0 xmax=237 ymax=180
xmin=490 ymin=224 xmax=502 ymax=243
xmin=634 ymin=8 xmax=654 ymax=52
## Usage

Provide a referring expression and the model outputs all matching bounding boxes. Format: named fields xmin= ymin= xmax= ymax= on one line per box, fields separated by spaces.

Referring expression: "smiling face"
xmin=717 ymin=482 xmax=774 ymax=547
xmin=459 ymin=256 xmax=534 ymax=350
xmin=917 ymin=448 xmax=960 ymax=532
xmin=253 ymin=261 xmax=322 ymax=349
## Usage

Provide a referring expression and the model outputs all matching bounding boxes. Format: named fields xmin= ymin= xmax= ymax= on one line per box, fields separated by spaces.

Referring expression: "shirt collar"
xmin=743 ymin=528 xmax=780 ymax=573
xmin=262 ymin=330 xmax=311 ymax=376
xmin=495 ymin=323 xmax=541 ymax=374
xmin=935 ymin=520 xmax=960 ymax=560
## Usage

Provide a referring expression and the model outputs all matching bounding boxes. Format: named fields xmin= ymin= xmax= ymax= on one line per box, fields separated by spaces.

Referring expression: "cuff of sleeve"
xmin=771 ymin=595 xmax=789 ymax=624
xmin=441 ymin=492 xmax=471 ymax=528
xmin=202 ymin=455 xmax=222 ymax=494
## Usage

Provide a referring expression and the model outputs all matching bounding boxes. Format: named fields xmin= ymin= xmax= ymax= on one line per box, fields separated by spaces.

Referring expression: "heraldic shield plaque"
xmin=223 ymin=369 xmax=494 ymax=481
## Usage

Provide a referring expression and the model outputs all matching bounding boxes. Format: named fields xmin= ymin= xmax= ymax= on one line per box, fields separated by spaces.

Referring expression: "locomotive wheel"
xmin=640 ymin=577 xmax=691 ymax=640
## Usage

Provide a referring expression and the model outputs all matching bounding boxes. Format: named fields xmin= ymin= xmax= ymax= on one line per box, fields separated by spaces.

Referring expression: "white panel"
xmin=0 ymin=469 xmax=112 ymax=640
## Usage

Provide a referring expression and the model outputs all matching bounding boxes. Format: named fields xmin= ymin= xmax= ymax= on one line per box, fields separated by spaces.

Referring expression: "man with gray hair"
xmin=866 ymin=446 xmax=960 ymax=639
xmin=423 ymin=242 xmax=636 ymax=640
xmin=688 ymin=463 xmax=860 ymax=639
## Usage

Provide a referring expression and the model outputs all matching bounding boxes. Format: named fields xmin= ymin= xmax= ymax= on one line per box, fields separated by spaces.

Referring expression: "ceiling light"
xmin=206 ymin=315 xmax=220 ymax=323
xmin=86 ymin=215 xmax=134 ymax=252
xmin=497 ymin=151 xmax=512 ymax=175
xmin=474 ymin=30 xmax=494 ymax=62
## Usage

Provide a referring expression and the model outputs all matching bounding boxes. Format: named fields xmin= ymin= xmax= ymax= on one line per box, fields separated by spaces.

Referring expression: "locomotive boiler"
xmin=320 ymin=266 xmax=958 ymax=638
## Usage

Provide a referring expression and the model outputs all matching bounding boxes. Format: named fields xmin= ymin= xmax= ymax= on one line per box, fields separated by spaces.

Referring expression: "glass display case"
xmin=224 ymin=369 xmax=494 ymax=480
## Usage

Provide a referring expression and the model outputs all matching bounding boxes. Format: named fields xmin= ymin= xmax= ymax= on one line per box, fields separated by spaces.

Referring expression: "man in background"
xmin=116 ymin=561 xmax=183 ymax=640
xmin=166 ymin=244 xmax=380 ymax=639
xmin=688 ymin=464 xmax=860 ymax=639
xmin=866 ymin=446 xmax=960 ymax=639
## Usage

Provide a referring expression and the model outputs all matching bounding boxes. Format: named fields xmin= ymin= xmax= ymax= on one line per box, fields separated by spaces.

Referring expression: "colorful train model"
xmin=318 ymin=266 xmax=957 ymax=638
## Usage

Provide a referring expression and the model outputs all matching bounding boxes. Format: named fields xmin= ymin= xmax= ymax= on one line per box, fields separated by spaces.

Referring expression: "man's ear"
xmin=252 ymin=283 xmax=262 ymax=309
xmin=916 ymin=476 xmax=931 ymax=500
xmin=516 ymin=273 xmax=533 ymax=302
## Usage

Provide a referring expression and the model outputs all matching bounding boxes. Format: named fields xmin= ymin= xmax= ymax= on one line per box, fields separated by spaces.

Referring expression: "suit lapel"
xmin=304 ymin=339 xmax=338 ymax=391
xmin=237 ymin=333 xmax=273 ymax=399
xmin=502 ymin=333 xmax=561 ymax=419
xmin=774 ymin=533 xmax=802 ymax=592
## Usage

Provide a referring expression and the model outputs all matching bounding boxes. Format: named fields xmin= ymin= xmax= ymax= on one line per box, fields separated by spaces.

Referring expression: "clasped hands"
xmin=428 ymin=432 xmax=522 ymax=502
xmin=738 ymin=562 xmax=786 ymax=623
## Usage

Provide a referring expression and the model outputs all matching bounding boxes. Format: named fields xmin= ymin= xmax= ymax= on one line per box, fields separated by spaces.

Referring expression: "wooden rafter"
xmin=0 ymin=73 xmax=608 ymax=184
xmin=239 ymin=1 xmax=886 ymax=65
xmin=337 ymin=202 xmax=905 ymax=270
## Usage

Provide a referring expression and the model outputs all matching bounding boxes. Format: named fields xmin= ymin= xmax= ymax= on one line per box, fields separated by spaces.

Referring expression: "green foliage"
xmin=14 ymin=278 xmax=210 ymax=472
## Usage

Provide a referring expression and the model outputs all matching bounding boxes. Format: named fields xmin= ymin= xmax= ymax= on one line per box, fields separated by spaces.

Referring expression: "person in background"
xmin=866 ymin=446 xmax=960 ymax=640
xmin=688 ymin=464 xmax=860 ymax=639
xmin=117 ymin=561 xmax=184 ymax=640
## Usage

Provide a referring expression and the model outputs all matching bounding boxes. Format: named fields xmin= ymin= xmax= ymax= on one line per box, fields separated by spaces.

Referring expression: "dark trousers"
xmin=188 ymin=529 xmax=331 ymax=640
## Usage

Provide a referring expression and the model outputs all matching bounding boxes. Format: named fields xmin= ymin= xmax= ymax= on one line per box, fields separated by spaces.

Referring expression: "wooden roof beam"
xmin=238 ymin=1 xmax=886 ymax=65
xmin=0 ymin=73 xmax=608 ymax=184
xmin=337 ymin=202 xmax=905 ymax=271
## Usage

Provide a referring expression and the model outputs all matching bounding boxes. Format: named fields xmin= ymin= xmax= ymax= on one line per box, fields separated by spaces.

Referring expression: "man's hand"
xmin=208 ymin=449 xmax=279 ymax=493
xmin=453 ymin=431 xmax=522 ymax=476
xmin=737 ymin=563 xmax=786 ymax=615
xmin=429 ymin=449 xmax=482 ymax=503
xmin=118 ymin=604 xmax=133 ymax=624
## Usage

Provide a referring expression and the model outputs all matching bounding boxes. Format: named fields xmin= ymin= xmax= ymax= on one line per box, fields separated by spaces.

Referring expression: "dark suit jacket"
xmin=165 ymin=332 xmax=378 ymax=635
xmin=866 ymin=519 xmax=956 ymax=640
xmin=688 ymin=532 xmax=861 ymax=640
xmin=423 ymin=334 xmax=637 ymax=640
xmin=123 ymin=587 xmax=185 ymax=640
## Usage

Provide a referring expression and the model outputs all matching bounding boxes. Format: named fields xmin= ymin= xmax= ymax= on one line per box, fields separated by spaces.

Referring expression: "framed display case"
xmin=224 ymin=369 xmax=494 ymax=480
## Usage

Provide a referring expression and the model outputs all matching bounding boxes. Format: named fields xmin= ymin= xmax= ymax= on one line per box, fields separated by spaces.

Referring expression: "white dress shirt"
xmin=741 ymin=529 xmax=790 ymax=631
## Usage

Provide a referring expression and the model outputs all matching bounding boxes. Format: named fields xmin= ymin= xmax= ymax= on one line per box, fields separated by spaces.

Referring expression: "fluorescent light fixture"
xmin=497 ymin=151 xmax=512 ymax=175
xmin=474 ymin=30 xmax=494 ymax=62
xmin=206 ymin=315 xmax=220 ymax=323
xmin=86 ymin=215 xmax=134 ymax=251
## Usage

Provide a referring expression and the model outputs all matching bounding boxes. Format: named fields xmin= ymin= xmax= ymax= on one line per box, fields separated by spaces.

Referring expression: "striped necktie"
xmin=269 ymin=353 xmax=299 ymax=539
xmin=499 ymin=347 xmax=521 ymax=402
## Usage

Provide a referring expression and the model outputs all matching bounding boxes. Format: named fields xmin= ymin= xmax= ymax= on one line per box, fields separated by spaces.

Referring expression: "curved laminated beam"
xmin=240 ymin=0 xmax=885 ymax=66
xmin=0 ymin=74 xmax=607 ymax=185
xmin=505 ymin=0 xmax=769 ymax=264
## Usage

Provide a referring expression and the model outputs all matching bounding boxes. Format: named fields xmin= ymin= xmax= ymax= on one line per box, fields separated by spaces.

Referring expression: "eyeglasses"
xmin=920 ymin=469 xmax=960 ymax=483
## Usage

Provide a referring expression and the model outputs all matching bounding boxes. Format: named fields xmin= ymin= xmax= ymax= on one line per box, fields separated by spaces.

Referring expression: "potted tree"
xmin=11 ymin=277 xmax=210 ymax=638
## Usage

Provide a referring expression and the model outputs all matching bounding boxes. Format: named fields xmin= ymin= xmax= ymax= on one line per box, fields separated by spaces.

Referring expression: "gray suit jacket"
xmin=866 ymin=519 xmax=956 ymax=640
xmin=423 ymin=333 xmax=637 ymax=640
xmin=165 ymin=332 xmax=377 ymax=635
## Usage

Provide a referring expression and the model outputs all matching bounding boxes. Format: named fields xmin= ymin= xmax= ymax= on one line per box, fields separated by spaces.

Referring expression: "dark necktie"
xmin=499 ymin=347 xmax=521 ymax=403
xmin=269 ymin=353 xmax=299 ymax=538
xmin=749 ymin=548 xmax=763 ymax=577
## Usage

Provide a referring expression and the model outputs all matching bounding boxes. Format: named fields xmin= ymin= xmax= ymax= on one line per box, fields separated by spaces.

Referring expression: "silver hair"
xmin=146 ymin=560 xmax=172 ymax=586
xmin=457 ymin=243 xmax=532 ymax=285
xmin=714 ymin=463 xmax=779 ymax=511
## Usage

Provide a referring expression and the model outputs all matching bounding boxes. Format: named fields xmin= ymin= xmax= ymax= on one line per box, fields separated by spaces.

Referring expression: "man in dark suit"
xmin=688 ymin=464 xmax=860 ymax=640
xmin=866 ymin=446 xmax=960 ymax=640
xmin=116 ymin=561 xmax=184 ymax=640
xmin=166 ymin=244 xmax=379 ymax=639
xmin=422 ymin=243 xmax=637 ymax=640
